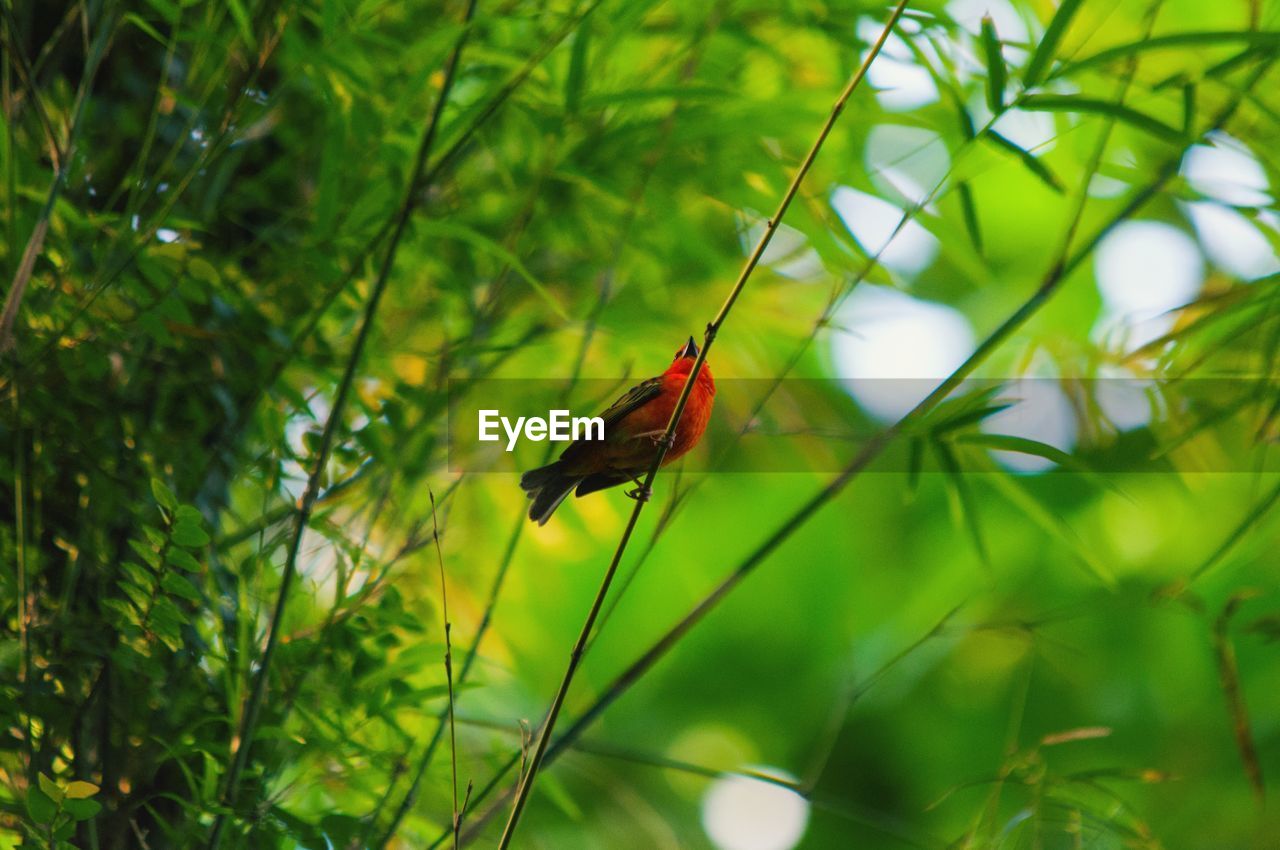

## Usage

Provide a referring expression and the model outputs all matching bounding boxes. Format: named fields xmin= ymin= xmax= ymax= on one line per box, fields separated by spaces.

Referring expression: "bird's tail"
xmin=520 ymin=461 xmax=582 ymax=526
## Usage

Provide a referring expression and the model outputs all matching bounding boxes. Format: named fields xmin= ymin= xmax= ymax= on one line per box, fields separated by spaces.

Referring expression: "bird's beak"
xmin=679 ymin=336 xmax=699 ymax=359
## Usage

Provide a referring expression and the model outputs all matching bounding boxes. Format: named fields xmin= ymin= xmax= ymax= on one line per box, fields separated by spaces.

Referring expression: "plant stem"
xmin=203 ymin=1 xmax=480 ymax=846
xmin=455 ymin=56 xmax=1276 ymax=848
xmin=429 ymin=490 xmax=465 ymax=848
xmin=494 ymin=3 xmax=911 ymax=844
xmin=0 ymin=1 xmax=115 ymax=353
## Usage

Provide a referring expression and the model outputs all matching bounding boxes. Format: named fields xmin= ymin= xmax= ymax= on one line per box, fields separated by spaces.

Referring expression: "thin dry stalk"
xmin=1212 ymin=591 xmax=1265 ymax=803
xmin=494 ymin=2 xmax=912 ymax=844
xmin=429 ymin=490 xmax=466 ymax=847
xmin=451 ymin=58 xmax=1277 ymax=847
xmin=0 ymin=5 xmax=115 ymax=353
xmin=367 ymin=11 xmax=712 ymax=842
xmin=204 ymin=1 xmax=480 ymax=846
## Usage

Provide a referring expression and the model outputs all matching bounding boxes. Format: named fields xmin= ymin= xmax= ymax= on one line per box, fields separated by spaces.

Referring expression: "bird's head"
xmin=673 ymin=336 xmax=700 ymax=362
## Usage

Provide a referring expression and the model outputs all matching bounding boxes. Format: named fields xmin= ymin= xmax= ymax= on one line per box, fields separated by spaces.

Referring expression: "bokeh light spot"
xmin=982 ymin=376 xmax=1077 ymax=473
xmin=1093 ymin=221 xmax=1203 ymax=350
xmin=702 ymin=769 xmax=809 ymax=850
xmin=830 ymin=187 xmax=939 ymax=277
xmin=1181 ymin=132 xmax=1271 ymax=207
xmin=831 ymin=285 xmax=976 ymax=421
xmin=1184 ymin=201 xmax=1280 ymax=281
xmin=865 ymin=125 xmax=951 ymax=207
xmin=859 ymin=19 xmax=938 ymax=111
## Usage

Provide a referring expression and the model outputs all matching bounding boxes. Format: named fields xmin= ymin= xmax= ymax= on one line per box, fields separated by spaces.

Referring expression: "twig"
xmin=1212 ymin=591 xmax=1265 ymax=803
xmin=495 ymin=2 xmax=912 ymax=844
xmin=203 ymin=1 xmax=480 ymax=846
xmin=0 ymin=3 xmax=116 ymax=353
xmin=454 ymin=57 xmax=1278 ymax=849
xmin=0 ymin=3 xmax=64 ymax=171
xmin=365 ymin=5 xmax=695 ymax=840
xmin=428 ymin=490 xmax=465 ymax=847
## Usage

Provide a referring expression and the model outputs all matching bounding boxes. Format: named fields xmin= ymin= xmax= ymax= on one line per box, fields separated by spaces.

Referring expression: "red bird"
xmin=520 ymin=336 xmax=716 ymax=525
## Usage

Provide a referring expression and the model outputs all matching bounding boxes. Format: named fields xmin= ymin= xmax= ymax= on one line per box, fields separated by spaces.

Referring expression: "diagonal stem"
xmin=0 ymin=2 xmax=116 ymax=353
xmin=448 ymin=55 xmax=1276 ymax=848
xmin=203 ymin=1 xmax=480 ymax=846
xmin=494 ymin=3 xmax=911 ymax=844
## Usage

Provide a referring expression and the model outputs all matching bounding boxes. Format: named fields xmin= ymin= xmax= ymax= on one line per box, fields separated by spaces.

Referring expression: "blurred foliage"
xmin=2 ymin=0 xmax=1280 ymax=848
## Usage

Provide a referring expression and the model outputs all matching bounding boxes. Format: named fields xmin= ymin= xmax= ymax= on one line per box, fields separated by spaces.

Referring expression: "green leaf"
xmin=66 ymin=798 xmax=103 ymax=819
xmin=171 ymin=521 xmax=211 ymax=548
xmin=1190 ymin=479 xmax=1280 ymax=581
xmin=226 ymin=0 xmax=256 ymax=50
xmin=27 ymin=787 xmax=57 ymax=824
xmin=907 ymin=437 xmax=923 ymax=493
xmin=957 ymin=181 xmax=984 ymax=254
xmin=1021 ymin=95 xmax=1184 ymax=144
xmin=565 ymin=22 xmax=590 ymax=115
xmin=166 ymin=547 xmax=202 ymax=572
xmin=934 ymin=442 xmax=989 ymax=565
xmin=955 ymin=433 xmax=1078 ymax=471
xmin=980 ymin=16 xmax=1006 ymax=113
xmin=151 ymin=478 xmax=178 ymax=513
xmin=931 ymin=404 xmax=1013 ymax=436
xmin=162 ymin=572 xmax=203 ymax=603
xmin=123 ymin=12 xmax=166 ymax=45
xmin=983 ymin=130 xmax=1064 ymax=194
xmin=118 ymin=580 xmax=152 ymax=612
xmin=416 ymin=220 xmax=569 ymax=320
xmin=130 ymin=538 xmax=162 ymax=570
xmin=1024 ymin=0 xmax=1086 ymax=87
xmin=121 ymin=561 xmax=156 ymax=590
xmin=64 ymin=780 xmax=99 ymax=800
xmin=174 ymin=505 xmax=204 ymax=526
xmin=986 ymin=474 xmax=1117 ymax=588
xmin=1057 ymin=31 xmax=1280 ymax=80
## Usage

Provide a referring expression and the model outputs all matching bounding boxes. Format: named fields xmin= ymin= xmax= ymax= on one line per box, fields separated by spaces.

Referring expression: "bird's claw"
xmin=626 ymin=484 xmax=652 ymax=502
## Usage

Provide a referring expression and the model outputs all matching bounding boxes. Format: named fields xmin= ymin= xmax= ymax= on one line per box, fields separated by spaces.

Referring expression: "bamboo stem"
xmin=494 ymin=3 xmax=912 ymax=844
xmin=204 ymin=2 xmax=480 ymax=846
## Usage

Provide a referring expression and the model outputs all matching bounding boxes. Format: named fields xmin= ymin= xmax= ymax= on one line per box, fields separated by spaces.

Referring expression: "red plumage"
xmin=520 ymin=337 xmax=715 ymax=525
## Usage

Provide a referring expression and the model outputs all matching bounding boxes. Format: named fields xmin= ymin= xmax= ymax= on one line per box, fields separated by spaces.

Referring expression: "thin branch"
xmin=364 ymin=7 xmax=708 ymax=842
xmin=428 ymin=490 xmax=465 ymax=848
xmin=1212 ymin=592 xmax=1265 ymax=803
xmin=203 ymin=1 xmax=480 ymax=846
xmin=0 ymin=2 xmax=64 ymax=171
xmin=452 ymin=56 xmax=1277 ymax=849
xmin=0 ymin=3 xmax=116 ymax=353
xmin=494 ymin=2 xmax=912 ymax=843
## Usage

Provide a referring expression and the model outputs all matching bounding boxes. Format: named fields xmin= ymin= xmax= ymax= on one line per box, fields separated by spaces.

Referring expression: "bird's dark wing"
xmin=557 ymin=376 xmax=664 ymax=469
xmin=597 ymin=376 xmax=664 ymax=429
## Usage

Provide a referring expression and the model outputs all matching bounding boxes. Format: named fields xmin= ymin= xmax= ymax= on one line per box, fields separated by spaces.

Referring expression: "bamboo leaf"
xmin=957 ymin=181 xmax=984 ymax=254
xmin=1023 ymin=0 xmax=1086 ymax=88
xmin=934 ymin=441 xmax=989 ymax=565
xmin=565 ymin=22 xmax=590 ymax=114
xmin=1190 ymin=479 xmax=1280 ymax=581
xmin=955 ymin=432 xmax=1080 ymax=472
xmin=981 ymin=16 xmax=1006 ymax=113
xmin=226 ymin=0 xmax=256 ymax=51
xmin=1057 ymin=31 xmax=1280 ymax=80
xmin=417 ymin=220 xmax=570 ymax=320
xmin=986 ymin=474 xmax=1117 ymax=588
xmin=907 ymin=437 xmax=923 ymax=493
xmin=983 ymin=130 xmax=1064 ymax=193
xmin=1021 ymin=95 xmax=1185 ymax=143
